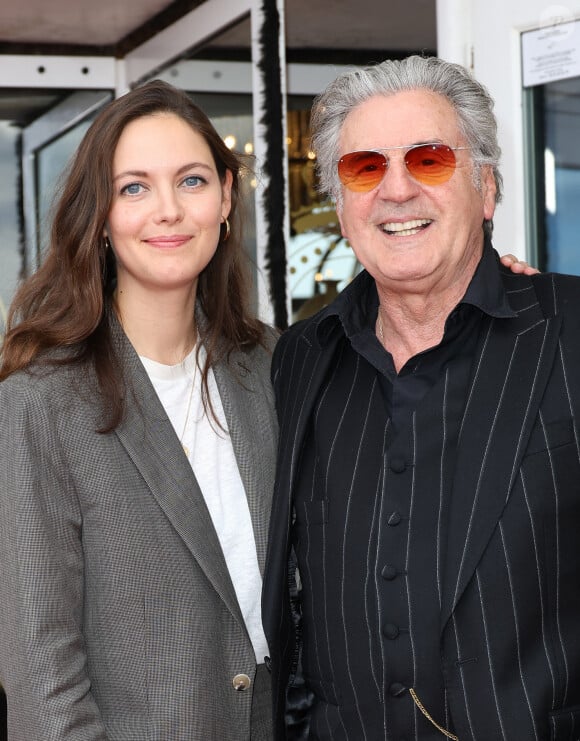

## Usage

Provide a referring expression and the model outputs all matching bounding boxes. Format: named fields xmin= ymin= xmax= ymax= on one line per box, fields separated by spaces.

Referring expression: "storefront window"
xmin=526 ymin=76 xmax=580 ymax=273
xmin=0 ymin=83 xmax=358 ymax=334
xmin=543 ymin=77 xmax=580 ymax=273
xmin=0 ymin=121 xmax=21 ymax=338
xmin=286 ymin=106 xmax=359 ymax=322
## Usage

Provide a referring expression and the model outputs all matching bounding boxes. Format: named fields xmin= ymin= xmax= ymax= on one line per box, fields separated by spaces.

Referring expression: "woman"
xmin=0 ymin=80 xmax=277 ymax=740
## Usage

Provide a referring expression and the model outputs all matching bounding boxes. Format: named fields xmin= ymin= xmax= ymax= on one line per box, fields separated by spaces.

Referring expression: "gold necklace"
xmin=377 ymin=308 xmax=385 ymax=346
xmin=179 ymin=362 xmax=197 ymax=457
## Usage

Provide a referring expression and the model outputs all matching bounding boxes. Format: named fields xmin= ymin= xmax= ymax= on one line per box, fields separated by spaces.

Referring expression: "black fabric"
xmin=258 ymin=0 xmax=288 ymax=329
xmin=264 ymin=258 xmax=580 ymax=740
xmin=0 ymin=686 xmax=6 ymax=741
xmin=251 ymin=664 xmax=274 ymax=740
xmin=290 ymin=322 xmax=475 ymax=738
xmin=283 ymin=244 xmax=516 ymax=737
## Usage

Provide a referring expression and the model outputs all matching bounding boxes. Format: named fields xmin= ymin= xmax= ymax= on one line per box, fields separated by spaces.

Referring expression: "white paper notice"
xmin=522 ymin=18 xmax=580 ymax=87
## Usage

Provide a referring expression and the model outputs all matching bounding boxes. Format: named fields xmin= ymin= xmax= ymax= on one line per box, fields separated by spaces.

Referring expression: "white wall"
xmin=437 ymin=0 xmax=580 ymax=260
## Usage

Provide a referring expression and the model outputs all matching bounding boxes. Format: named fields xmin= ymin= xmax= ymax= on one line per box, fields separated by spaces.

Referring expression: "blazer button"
xmin=390 ymin=457 xmax=406 ymax=473
xmin=232 ymin=673 xmax=251 ymax=691
xmin=387 ymin=511 xmax=402 ymax=526
xmin=382 ymin=622 xmax=400 ymax=639
xmin=389 ymin=681 xmax=407 ymax=697
xmin=381 ymin=564 xmax=397 ymax=580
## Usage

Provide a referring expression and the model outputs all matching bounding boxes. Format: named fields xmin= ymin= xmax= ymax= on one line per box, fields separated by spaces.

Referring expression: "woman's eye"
xmin=182 ymin=175 xmax=204 ymax=187
xmin=120 ymin=182 xmax=144 ymax=195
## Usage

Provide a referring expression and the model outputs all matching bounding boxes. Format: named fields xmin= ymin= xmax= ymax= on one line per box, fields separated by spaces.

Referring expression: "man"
xmin=263 ymin=55 xmax=580 ymax=740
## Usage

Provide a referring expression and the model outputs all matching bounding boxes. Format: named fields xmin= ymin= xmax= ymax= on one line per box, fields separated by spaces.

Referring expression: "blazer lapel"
xmin=213 ymin=342 xmax=277 ymax=576
xmin=111 ymin=321 xmax=243 ymax=625
xmin=440 ymin=276 xmax=562 ymax=629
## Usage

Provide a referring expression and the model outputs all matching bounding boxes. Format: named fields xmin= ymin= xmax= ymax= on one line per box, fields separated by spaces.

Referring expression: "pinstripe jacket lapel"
xmin=266 ymin=313 xmax=343 ymax=596
xmin=264 ymin=311 xmax=343 ymax=734
xmin=111 ymin=319 xmax=244 ymax=627
xmin=270 ymin=312 xmax=343 ymax=540
xmin=440 ymin=271 xmax=562 ymax=629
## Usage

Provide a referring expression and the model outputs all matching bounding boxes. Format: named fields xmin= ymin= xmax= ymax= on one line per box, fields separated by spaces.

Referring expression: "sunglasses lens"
xmin=338 ymin=144 xmax=459 ymax=191
xmin=338 ymin=151 xmax=387 ymax=192
xmin=405 ymin=144 xmax=457 ymax=185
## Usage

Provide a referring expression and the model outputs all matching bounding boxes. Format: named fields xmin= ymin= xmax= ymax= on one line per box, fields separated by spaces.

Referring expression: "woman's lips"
xmin=143 ymin=235 xmax=191 ymax=248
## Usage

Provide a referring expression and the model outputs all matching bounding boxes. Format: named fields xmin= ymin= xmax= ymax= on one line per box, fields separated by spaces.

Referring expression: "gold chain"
xmin=179 ymin=362 xmax=197 ymax=458
xmin=379 ymin=307 xmax=455 ymax=741
xmin=409 ymin=688 xmax=459 ymax=741
xmin=377 ymin=309 xmax=385 ymax=345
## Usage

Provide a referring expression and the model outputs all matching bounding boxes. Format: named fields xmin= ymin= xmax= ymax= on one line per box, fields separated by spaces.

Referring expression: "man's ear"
xmin=481 ymin=165 xmax=497 ymax=222
xmin=336 ymin=204 xmax=349 ymax=240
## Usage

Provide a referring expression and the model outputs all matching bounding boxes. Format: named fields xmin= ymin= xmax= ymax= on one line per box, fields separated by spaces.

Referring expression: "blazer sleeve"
xmin=0 ymin=376 xmax=109 ymax=740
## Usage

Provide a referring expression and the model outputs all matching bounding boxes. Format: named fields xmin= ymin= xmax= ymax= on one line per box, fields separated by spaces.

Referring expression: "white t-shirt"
xmin=140 ymin=347 xmax=269 ymax=664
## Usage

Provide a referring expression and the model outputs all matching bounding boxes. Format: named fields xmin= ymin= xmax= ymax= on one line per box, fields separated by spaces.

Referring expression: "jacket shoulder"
xmin=531 ymin=271 xmax=580 ymax=318
xmin=500 ymin=268 xmax=580 ymax=319
xmin=272 ymin=314 xmax=322 ymax=376
xmin=0 ymin=361 xmax=85 ymax=404
xmin=275 ymin=308 xmax=334 ymax=353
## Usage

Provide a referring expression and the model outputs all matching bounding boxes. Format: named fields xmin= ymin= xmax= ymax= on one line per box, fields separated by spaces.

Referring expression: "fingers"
xmin=499 ymin=253 xmax=540 ymax=275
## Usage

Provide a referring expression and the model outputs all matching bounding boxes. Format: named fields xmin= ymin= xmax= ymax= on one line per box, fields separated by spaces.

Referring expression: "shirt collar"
xmin=315 ymin=237 xmax=516 ymax=344
xmin=461 ymin=236 xmax=516 ymax=318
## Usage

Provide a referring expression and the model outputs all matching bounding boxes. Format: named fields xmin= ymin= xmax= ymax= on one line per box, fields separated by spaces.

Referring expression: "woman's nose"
xmin=153 ymin=186 xmax=184 ymax=223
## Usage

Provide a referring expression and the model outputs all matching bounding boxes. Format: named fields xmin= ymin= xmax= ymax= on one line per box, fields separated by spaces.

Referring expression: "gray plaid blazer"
xmin=0 ymin=316 xmax=277 ymax=740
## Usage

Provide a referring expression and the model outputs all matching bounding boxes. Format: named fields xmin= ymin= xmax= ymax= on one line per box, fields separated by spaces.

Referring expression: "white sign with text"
xmin=522 ymin=17 xmax=580 ymax=87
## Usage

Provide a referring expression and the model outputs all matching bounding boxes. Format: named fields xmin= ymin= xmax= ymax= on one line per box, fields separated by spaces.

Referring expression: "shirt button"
xmin=390 ymin=457 xmax=406 ymax=473
xmin=232 ymin=673 xmax=251 ymax=691
xmin=387 ymin=511 xmax=402 ymax=526
xmin=389 ymin=681 xmax=407 ymax=697
xmin=381 ymin=564 xmax=397 ymax=580
xmin=382 ymin=622 xmax=400 ymax=639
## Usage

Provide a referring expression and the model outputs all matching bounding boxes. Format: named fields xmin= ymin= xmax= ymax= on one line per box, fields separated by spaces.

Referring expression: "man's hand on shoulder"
xmin=500 ymin=253 xmax=540 ymax=275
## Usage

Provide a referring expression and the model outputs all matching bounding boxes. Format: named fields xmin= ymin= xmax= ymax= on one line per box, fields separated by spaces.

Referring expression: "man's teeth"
xmin=382 ymin=219 xmax=431 ymax=236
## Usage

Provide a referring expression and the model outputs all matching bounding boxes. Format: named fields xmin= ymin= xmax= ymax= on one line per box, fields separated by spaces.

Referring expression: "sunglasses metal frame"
xmin=337 ymin=143 xmax=471 ymax=192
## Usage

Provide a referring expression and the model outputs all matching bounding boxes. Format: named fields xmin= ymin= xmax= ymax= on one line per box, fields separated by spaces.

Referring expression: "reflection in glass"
xmin=187 ymin=93 xmax=257 ymax=273
xmin=286 ymin=108 xmax=360 ymax=322
xmin=0 ymin=121 xmax=20 ymax=339
xmin=0 ymin=86 xmax=365 ymax=337
xmin=36 ymin=120 xmax=93 ymax=255
xmin=543 ymin=76 xmax=580 ymax=274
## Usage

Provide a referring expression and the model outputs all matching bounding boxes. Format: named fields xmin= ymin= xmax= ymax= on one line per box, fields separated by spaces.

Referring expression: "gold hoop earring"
xmin=221 ymin=218 xmax=231 ymax=243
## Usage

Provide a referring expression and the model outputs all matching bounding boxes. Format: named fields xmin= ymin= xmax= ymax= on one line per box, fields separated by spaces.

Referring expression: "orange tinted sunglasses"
xmin=337 ymin=143 xmax=470 ymax=192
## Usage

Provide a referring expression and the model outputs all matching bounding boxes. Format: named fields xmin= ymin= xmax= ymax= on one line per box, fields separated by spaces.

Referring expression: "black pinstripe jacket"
xmin=263 ymin=263 xmax=580 ymax=740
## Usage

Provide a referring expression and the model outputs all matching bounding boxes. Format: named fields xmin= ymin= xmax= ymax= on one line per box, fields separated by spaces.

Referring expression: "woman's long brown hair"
xmin=0 ymin=80 xmax=267 ymax=430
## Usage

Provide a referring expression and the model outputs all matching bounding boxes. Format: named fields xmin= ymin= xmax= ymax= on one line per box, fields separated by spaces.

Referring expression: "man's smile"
xmin=381 ymin=218 xmax=432 ymax=236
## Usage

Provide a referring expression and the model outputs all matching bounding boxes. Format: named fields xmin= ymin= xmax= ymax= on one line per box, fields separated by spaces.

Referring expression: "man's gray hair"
xmin=310 ymin=55 xmax=503 ymax=236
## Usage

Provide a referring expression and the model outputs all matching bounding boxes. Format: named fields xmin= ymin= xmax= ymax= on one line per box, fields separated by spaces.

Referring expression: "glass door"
xmin=21 ymin=90 xmax=112 ymax=273
xmin=0 ymin=120 xmax=21 ymax=335
xmin=525 ymin=76 xmax=580 ymax=273
xmin=543 ymin=76 xmax=580 ymax=273
xmin=0 ymin=90 xmax=111 ymax=338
